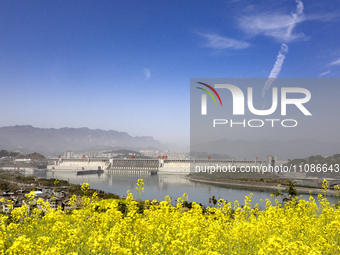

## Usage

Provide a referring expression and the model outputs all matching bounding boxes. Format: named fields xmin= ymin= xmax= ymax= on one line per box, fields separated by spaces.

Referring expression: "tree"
xmin=272 ymin=179 xmax=299 ymax=203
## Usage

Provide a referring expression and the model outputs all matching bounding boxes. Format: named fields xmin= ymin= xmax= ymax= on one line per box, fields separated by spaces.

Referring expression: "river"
xmin=24 ymin=170 xmax=337 ymax=207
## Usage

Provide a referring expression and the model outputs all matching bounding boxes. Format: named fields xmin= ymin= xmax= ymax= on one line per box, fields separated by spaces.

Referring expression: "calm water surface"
xmin=25 ymin=170 xmax=336 ymax=207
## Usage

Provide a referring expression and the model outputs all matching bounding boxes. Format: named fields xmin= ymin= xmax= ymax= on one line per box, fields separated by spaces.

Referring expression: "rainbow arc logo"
xmin=196 ymin=82 xmax=222 ymax=115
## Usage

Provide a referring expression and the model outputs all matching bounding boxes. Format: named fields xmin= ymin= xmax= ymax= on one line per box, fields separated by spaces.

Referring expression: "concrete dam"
xmin=49 ymin=157 xmax=274 ymax=174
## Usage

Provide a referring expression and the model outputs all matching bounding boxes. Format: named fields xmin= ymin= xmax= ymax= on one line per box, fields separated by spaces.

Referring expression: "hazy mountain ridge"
xmin=0 ymin=125 xmax=165 ymax=156
xmin=191 ymin=139 xmax=340 ymax=161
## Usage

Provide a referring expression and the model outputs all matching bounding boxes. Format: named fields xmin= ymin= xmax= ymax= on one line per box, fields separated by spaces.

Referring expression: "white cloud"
xmin=328 ymin=58 xmax=340 ymax=66
xmin=238 ymin=14 xmax=306 ymax=42
xmin=262 ymin=1 xmax=304 ymax=98
xmin=238 ymin=1 xmax=306 ymax=43
xmin=319 ymin=70 xmax=331 ymax=76
xmin=143 ymin=68 xmax=151 ymax=80
xmin=197 ymin=33 xmax=250 ymax=50
xmin=306 ymin=12 xmax=339 ymax=22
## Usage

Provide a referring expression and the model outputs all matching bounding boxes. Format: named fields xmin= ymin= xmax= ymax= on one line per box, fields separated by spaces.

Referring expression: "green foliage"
xmin=209 ymin=195 xmax=218 ymax=205
xmin=272 ymin=179 xmax=300 ymax=203
xmin=0 ymin=150 xmax=21 ymax=158
xmin=37 ymin=178 xmax=68 ymax=187
xmin=68 ymin=184 xmax=119 ymax=199
xmin=283 ymin=179 xmax=299 ymax=202
xmin=117 ymin=201 xmax=128 ymax=216
xmin=288 ymin=154 xmax=340 ymax=166
xmin=0 ymin=150 xmax=46 ymax=160
xmin=25 ymin=152 xmax=46 ymax=160
xmin=0 ymin=180 xmax=9 ymax=192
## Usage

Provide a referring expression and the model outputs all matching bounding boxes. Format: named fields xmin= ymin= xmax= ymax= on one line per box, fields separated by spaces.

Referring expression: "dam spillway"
xmin=110 ymin=159 xmax=159 ymax=170
xmin=108 ymin=159 xmax=159 ymax=175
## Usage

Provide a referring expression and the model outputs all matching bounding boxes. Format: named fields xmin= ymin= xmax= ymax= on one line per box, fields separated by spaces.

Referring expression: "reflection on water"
xmin=25 ymin=170 xmax=336 ymax=207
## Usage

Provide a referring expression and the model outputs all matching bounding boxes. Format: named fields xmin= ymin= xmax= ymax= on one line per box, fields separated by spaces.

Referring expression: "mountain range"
xmin=0 ymin=125 xmax=165 ymax=156
xmin=191 ymin=138 xmax=340 ymax=161
xmin=2 ymin=125 xmax=338 ymax=161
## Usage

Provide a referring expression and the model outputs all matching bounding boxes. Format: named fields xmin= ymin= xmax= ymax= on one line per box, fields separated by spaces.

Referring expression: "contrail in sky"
xmin=262 ymin=0 xmax=304 ymax=98
xmin=262 ymin=44 xmax=288 ymax=98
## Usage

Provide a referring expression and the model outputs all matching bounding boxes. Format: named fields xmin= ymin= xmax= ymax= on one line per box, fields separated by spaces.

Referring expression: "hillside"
xmin=287 ymin=154 xmax=340 ymax=178
xmin=0 ymin=125 xmax=165 ymax=156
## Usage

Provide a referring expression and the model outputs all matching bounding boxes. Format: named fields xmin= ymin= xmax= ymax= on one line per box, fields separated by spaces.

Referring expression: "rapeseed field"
xmin=0 ymin=180 xmax=339 ymax=254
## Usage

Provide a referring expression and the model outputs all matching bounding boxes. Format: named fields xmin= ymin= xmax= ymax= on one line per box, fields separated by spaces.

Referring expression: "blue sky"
xmin=1 ymin=0 xmax=340 ymax=147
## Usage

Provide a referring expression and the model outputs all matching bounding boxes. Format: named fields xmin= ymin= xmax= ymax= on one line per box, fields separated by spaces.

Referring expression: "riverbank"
xmin=187 ymin=176 xmax=338 ymax=197
xmin=0 ymin=170 xmax=120 ymax=199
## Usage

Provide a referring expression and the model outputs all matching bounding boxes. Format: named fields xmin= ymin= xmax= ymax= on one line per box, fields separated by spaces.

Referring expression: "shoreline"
xmin=187 ymin=176 xmax=338 ymax=197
